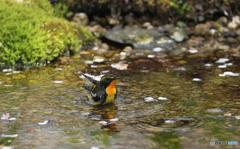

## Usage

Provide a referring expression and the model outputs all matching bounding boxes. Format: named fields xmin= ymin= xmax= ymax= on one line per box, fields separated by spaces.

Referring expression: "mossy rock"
xmin=0 ymin=0 xmax=95 ymax=66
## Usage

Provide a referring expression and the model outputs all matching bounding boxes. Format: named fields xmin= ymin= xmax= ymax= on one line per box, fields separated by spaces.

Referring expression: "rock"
xmin=108 ymin=18 xmax=120 ymax=25
xmin=142 ymin=22 xmax=151 ymax=28
xmin=186 ymin=36 xmax=205 ymax=46
xmin=100 ymin=43 xmax=110 ymax=51
xmin=123 ymin=46 xmax=133 ymax=53
xmin=73 ymin=13 xmax=88 ymax=26
xmin=102 ymin=25 xmax=176 ymax=49
xmin=198 ymin=15 xmax=205 ymax=22
xmin=56 ymin=57 xmax=72 ymax=65
xmin=87 ymin=25 xmax=106 ymax=34
xmin=195 ymin=4 xmax=203 ymax=11
xmin=228 ymin=21 xmax=238 ymax=30
xmin=96 ymin=48 xmax=108 ymax=55
xmin=217 ymin=16 xmax=228 ymax=26
xmin=170 ymin=28 xmax=189 ymax=42
xmin=194 ymin=23 xmax=211 ymax=36
xmin=232 ymin=16 xmax=240 ymax=25
xmin=213 ymin=43 xmax=230 ymax=52
xmin=157 ymin=24 xmax=174 ymax=33
xmin=226 ymin=37 xmax=237 ymax=44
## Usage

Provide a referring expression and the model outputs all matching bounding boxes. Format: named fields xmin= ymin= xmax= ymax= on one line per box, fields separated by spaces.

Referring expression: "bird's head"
xmin=100 ymin=74 xmax=120 ymax=89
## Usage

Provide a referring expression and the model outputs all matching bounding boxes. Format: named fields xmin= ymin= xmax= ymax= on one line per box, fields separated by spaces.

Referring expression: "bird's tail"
xmin=81 ymin=73 xmax=98 ymax=84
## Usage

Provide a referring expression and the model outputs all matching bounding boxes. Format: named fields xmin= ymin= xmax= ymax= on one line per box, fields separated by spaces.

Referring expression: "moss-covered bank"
xmin=0 ymin=0 xmax=95 ymax=66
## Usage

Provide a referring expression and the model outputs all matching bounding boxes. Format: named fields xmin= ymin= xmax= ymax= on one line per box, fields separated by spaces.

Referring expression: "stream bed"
xmin=0 ymin=48 xmax=240 ymax=149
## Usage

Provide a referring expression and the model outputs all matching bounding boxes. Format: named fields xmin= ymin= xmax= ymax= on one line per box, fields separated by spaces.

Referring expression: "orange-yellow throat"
xmin=106 ymin=80 xmax=117 ymax=103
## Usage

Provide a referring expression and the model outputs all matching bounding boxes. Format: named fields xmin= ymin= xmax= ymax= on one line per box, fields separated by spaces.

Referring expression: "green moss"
xmin=0 ymin=0 xmax=95 ymax=66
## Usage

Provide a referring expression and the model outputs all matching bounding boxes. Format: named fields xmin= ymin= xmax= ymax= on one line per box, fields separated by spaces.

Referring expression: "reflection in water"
xmin=90 ymin=104 xmax=119 ymax=134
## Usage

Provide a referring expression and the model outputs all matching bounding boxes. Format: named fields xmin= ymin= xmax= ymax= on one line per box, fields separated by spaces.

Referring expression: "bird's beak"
xmin=115 ymin=77 xmax=120 ymax=80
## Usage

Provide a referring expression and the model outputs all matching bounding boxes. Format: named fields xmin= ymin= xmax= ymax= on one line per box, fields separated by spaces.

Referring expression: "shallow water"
xmin=0 ymin=52 xmax=240 ymax=149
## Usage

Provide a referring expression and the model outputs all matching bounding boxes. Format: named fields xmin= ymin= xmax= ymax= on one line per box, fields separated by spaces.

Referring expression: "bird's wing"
xmin=81 ymin=73 xmax=99 ymax=84
xmin=82 ymin=85 xmax=92 ymax=91
xmin=91 ymin=90 xmax=107 ymax=104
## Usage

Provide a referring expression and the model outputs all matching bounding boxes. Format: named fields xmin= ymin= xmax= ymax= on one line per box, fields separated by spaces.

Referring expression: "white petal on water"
xmin=219 ymin=71 xmax=239 ymax=77
xmin=99 ymin=121 xmax=108 ymax=126
xmin=90 ymin=147 xmax=99 ymax=149
xmin=144 ymin=97 xmax=155 ymax=102
xmin=84 ymin=60 xmax=94 ymax=64
xmin=215 ymin=58 xmax=229 ymax=63
xmin=147 ymin=55 xmax=155 ymax=58
xmin=226 ymin=63 xmax=233 ymax=66
xmin=1 ymin=113 xmax=9 ymax=120
xmin=219 ymin=74 xmax=225 ymax=77
xmin=93 ymin=58 xmax=104 ymax=63
xmin=56 ymin=68 xmax=64 ymax=70
xmin=81 ymin=112 xmax=91 ymax=116
xmin=2 ymin=146 xmax=14 ymax=149
xmin=158 ymin=97 xmax=168 ymax=100
xmin=153 ymin=47 xmax=162 ymax=52
xmin=13 ymin=71 xmax=20 ymax=73
xmin=3 ymin=69 xmax=12 ymax=72
xmin=4 ymin=85 xmax=13 ymax=87
xmin=38 ymin=120 xmax=49 ymax=125
xmin=54 ymin=81 xmax=63 ymax=84
xmin=1 ymin=134 xmax=18 ymax=138
xmin=165 ymin=120 xmax=176 ymax=123
xmin=102 ymin=70 xmax=109 ymax=73
xmin=205 ymin=63 xmax=212 ymax=67
xmin=218 ymin=65 xmax=227 ymax=68
xmin=110 ymin=118 xmax=118 ymax=122
xmin=235 ymin=116 xmax=240 ymax=119
xmin=192 ymin=78 xmax=202 ymax=81
xmin=8 ymin=118 xmax=16 ymax=121
xmin=188 ymin=49 xmax=198 ymax=54
xmin=91 ymin=65 xmax=98 ymax=68
xmin=0 ymin=42 xmax=2 ymax=46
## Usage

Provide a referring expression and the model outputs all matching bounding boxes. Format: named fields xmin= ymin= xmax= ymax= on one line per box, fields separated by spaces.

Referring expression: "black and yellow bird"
xmin=82 ymin=73 xmax=120 ymax=105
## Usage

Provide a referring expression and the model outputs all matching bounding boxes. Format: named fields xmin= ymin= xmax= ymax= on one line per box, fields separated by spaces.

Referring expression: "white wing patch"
xmin=91 ymin=93 xmax=97 ymax=97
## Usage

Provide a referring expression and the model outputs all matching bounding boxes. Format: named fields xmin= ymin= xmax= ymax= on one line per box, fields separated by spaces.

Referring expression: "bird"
xmin=81 ymin=73 xmax=120 ymax=105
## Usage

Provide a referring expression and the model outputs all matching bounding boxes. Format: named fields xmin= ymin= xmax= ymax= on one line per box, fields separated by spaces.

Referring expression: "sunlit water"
xmin=0 ymin=52 xmax=240 ymax=149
